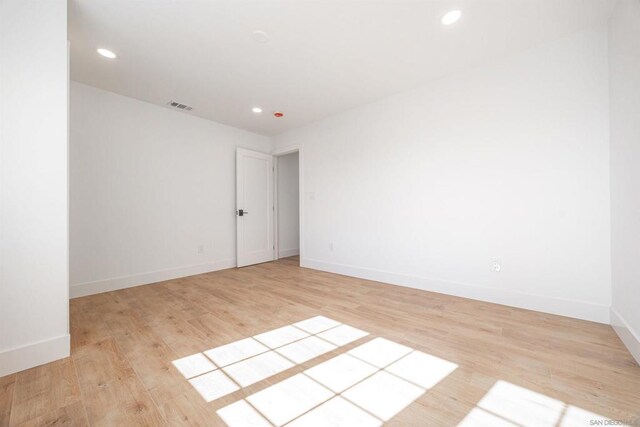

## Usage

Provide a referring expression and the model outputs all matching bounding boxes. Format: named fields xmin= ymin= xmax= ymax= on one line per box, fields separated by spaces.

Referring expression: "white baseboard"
xmin=70 ymin=259 xmax=235 ymax=298
xmin=301 ymin=258 xmax=610 ymax=324
xmin=610 ymin=308 xmax=640 ymax=366
xmin=279 ymin=248 xmax=300 ymax=258
xmin=0 ymin=334 xmax=70 ymax=377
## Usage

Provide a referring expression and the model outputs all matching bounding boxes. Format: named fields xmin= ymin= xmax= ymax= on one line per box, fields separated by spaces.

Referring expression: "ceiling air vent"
xmin=167 ymin=100 xmax=193 ymax=111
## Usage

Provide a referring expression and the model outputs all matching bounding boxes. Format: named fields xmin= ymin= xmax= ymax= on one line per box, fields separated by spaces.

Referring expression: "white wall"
xmin=0 ymin=0 xmax=70 ymax=376
xmin=609 ymin=0 xmax=640 ymax=364
xmin=277 ymin=152 xmax=300 ymax=258
xmin=69 ymin=82 xmax=271 ymax=297
xmin=275 ymin=27 xmax=611 ymax=323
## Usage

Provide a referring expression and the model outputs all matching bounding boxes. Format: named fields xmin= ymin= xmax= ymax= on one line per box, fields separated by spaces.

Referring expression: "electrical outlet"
xmin=491 ymin=257 xmax=502 ymax=273
xmin=197 ymin=244 xmax=205 ymax=254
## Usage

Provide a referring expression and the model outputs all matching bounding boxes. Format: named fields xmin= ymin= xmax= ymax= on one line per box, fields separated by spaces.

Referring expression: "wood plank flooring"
xmin=1 ymin=256 xmax=639 ymax=426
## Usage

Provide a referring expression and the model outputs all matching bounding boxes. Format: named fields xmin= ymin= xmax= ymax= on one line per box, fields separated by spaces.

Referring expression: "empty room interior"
xmin=1 ymin=0 xmax=640 ymax=425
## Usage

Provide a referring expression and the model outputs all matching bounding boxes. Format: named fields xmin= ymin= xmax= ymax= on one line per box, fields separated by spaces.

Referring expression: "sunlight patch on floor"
xmin=172 ymin=352 xmax=217 ymax=379
xmin=204 ymin=337 xmax=268 ymax=367
xmin=288 ymin=396 xmax=381 ymax=427
xmin=189 ymin=370 xmax=240 ymax=402
xmin=218 ymin=400 xmax=271 ymax=427
xmin=172 ymin=315 xmax=461 ymax=425
xmin=171 ymin=316 xmax=368 ymax=402
xmin=172 ymin=316 xmax=613 ymax=426
xmin=458 ymin=380 xmax=614 ymax=427
xmin=254 ymin=325 xmax=309 ymax=349
xmin=316 ymin=324 xmax=370 ymax=346
xmin=216 ymin=333 xmax=458 ymax=426
xmin=276 ymin=336 xmax=337 ymax=364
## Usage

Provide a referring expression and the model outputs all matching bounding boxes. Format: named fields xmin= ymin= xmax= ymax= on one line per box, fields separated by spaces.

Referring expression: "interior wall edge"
xmin=610 ymin=307 xmax=640 ymax=366
xmin=278 ymin=249 xmax=300 ymax=258
xmin=69 ymin=259 xmax=235 ymax=299
xmin=0 ymin=334 xmax=70 ymax=377
xmin=0 ymin=0 xmax=69 ymax=368
xmin=301 ymin=258 xmax=611 ymax=324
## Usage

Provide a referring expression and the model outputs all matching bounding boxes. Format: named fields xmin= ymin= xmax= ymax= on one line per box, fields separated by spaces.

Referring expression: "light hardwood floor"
xmin=1 ymin=256 xmax=639 ymax=426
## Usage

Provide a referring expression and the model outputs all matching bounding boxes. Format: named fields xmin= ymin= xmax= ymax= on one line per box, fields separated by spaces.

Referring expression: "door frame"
xmin=273 ymin=145 xmax=302 ymax=261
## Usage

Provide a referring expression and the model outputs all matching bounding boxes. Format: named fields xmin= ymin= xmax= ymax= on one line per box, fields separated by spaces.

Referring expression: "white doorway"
xmin=275 ymin=151 xmax=300 ymax=262
xmin=236 ymin=148 xmax=274 ymax=267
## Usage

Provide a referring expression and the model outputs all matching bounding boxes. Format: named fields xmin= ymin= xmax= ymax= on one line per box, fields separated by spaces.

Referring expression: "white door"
xmin=236 ymin=148 xmax=274 ymax=267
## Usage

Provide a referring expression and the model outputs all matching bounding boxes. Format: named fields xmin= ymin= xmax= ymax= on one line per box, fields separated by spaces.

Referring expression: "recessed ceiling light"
xmin=441 ymin=10 xmax=462 ymax=25
xmin=251 ymin=30 xmax=270 ymax=44
xmin=252 ymin=107 xmax=263 ymax=113
xmin=97 ymin=48 xmax=117 ymax=59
